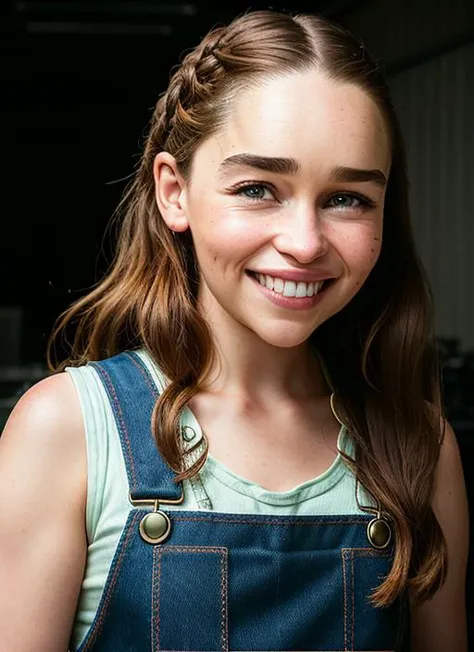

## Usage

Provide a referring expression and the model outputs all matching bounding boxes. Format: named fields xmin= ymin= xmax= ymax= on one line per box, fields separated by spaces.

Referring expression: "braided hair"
xmin=48 ymin=10 xmax=446 ymax=610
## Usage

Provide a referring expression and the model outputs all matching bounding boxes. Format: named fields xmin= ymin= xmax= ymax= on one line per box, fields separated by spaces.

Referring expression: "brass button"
xmin=139 ymin=510 xmax=171 ymax=544
xmin=367 ymin=517 xmax=392 ymax=549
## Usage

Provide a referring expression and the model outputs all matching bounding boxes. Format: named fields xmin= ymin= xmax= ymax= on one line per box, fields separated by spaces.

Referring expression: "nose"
xmin=273 ymin=206 xmax=330 ymax=264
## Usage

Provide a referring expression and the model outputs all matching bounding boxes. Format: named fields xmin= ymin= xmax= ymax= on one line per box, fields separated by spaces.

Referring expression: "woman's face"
xmin=161 ymin=69 xmax=391 ymax=349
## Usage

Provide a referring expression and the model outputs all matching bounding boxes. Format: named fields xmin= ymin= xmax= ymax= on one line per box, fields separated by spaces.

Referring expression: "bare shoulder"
xmin=432 ymin=419 xmax=469 ymax=565
xmin=1 ymin=371 xmax=87 ymax=491
xmin=0 ymin=370 xmax=88 ymax=527
xmin=433 ymin=418 xmax=468 ymax=505
xmin=4 ymin=371 xmax=83 ymax=434
xmin=410 ymin=419 xmax=469 ymax=652
xmin=0 ymin=372 xmax=88 ymax=650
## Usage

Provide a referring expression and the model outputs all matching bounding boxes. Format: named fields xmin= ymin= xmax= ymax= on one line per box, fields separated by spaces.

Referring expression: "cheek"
xmin=366 ymin=235 xmax=383 ymax=269
xmin=192 ymin=211 xmax=265 ymax=272
xmin=337 ymin=225 xmax=382 ymax=278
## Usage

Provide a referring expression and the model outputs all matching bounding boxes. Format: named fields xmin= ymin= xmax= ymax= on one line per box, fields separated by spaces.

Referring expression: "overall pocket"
xmin=151 ymin=545 xmax=229 ymax=652
xmin=341 ymin=547 xmax=404 ymax=652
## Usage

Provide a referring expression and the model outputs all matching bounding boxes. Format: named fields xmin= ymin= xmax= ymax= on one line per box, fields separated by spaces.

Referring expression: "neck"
xmin=198 ymin=303 xmax=330 ymax=403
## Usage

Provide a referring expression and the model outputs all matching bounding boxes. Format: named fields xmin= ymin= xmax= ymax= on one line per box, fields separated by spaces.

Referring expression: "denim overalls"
xmin=75 ymin=351 xmax=409 ymax=652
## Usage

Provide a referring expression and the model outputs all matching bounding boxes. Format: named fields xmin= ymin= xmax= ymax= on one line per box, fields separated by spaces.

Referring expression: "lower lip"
xmin=247 ymin=273 xmax=330 ymax=311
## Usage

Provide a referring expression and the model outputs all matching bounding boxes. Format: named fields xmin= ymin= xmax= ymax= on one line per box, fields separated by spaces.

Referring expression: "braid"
xmin=143 ymin=26 xmax=228 ymax=164
xmin=181 ymin=26 xmax=228 ymax=97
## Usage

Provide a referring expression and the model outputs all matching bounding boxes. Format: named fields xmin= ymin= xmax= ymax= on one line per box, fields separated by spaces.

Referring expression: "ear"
xmin=153 ymin=152 xmax=189 ymax=233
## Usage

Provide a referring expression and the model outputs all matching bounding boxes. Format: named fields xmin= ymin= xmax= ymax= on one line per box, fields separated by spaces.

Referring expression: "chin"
xmin=249 ymin=323 xmax=320 ymax=349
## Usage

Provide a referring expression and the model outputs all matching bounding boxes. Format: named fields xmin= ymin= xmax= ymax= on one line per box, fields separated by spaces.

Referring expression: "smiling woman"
xmin=153 ymin=68 xmax=389 ymax=349
xmin=0 ymin=8 xmax=468 ymax=652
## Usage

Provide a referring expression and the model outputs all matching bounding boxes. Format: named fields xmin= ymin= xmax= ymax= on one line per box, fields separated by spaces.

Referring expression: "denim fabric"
xmin=75 ymin=352 xmax=408 ymax=652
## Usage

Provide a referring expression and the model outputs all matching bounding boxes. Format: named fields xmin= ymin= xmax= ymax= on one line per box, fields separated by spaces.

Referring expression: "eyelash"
xmin=232 ymin=182 xmax=276 ymax=202
xmin=231 ymin=182 xmax=375 ymax=210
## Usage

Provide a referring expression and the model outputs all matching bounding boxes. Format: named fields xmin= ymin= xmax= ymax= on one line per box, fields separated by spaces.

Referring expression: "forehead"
xmin=193 ymin=69 xmax=391 ymax=179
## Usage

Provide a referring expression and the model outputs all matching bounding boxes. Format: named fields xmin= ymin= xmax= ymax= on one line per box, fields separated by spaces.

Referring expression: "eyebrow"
xmin=218 ymin=153 xmax=387 ymax=187
xmin=218 ymin=153 xmax=299 ymax=176
xmin=332 ymin=165 xmax=387 ymax=187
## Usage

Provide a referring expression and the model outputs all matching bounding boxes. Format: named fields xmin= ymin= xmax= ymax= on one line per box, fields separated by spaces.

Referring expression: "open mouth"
xmin=245 ymin=270 xmax=333 ymax=298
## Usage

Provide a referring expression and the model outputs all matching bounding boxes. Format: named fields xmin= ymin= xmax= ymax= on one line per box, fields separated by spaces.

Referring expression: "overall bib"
xmin=75 ymin=351 xmax=409 ymax=652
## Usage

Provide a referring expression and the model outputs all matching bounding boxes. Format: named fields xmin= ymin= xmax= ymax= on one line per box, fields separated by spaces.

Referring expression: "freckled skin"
xmin=167 ymin=69 xmax=391 ymax=350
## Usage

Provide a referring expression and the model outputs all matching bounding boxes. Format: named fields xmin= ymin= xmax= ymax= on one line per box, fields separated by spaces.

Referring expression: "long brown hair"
xmin=48 ymin=9 xmax=446 ymax=607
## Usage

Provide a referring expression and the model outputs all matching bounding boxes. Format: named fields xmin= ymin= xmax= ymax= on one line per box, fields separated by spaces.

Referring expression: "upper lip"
xmin=248 ymin=268 xmax=336 ymax=282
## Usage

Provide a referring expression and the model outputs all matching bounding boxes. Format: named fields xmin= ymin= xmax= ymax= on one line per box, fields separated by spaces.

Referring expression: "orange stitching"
xmin=152 ymin=546 xmax=163 ymax=652
xmin=169 ymin=515 xmax=370 ymax=527
xmin=221 ymin=548 xmax=229 ymax=652
xmin=151 ymin=547 xmax=155 ymax=651
xmin=157 ymin=546 xmax=228 ymax=652
xmin=343 ymin=547 xmax=391 ymax=556
xmin=125 ymin=352 xmax=159 ymax=398
xmin=94 ymin=365 xmax=138 ymax=492
xmin=156 ymin=546 xmax=227 ymax=553
xmin=351 ymin=549 xmax=355 ymax=652
xmin=220 ymin=549 xmax=225 ymax=652
xmin=82 ymin=511 xmax=140 ymax=650
xmin=156 ymin=548 xmax=163 ymax=651
xmin=342 ymin=549 xmax=348 ymax=652
xmin=340 ymin=547 xmax=394 ymax=652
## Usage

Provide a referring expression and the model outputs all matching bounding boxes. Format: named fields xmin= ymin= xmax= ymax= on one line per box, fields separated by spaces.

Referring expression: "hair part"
xmin=48 ymin=9 xmax=446 ymax=608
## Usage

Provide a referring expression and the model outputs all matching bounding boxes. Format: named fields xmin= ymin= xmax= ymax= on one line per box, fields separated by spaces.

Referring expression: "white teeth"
xmin=283 ymin=281 xmax=296 ymax=297
xmin=265 ymin=275 xmax=274 ymax=290
xmin=253 ymin=272 xmax=325 ymax=298
xmin=295 ymin=281 xmax=307 ymax=297
xmin=274 ymin=277 xmax=284 ymax=292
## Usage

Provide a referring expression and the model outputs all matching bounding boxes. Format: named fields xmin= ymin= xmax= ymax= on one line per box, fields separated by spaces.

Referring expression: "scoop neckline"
xmin=202 ymin=425 xmax=348 ymax=505
xmin=136 ymin=348 xmax=352 ymax=506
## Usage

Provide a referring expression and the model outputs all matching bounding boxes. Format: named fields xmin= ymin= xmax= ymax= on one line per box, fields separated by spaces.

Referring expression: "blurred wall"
xmin=390 ymin=44 xmax=474 ymax=350
xmin=343 ymin=0 xmax=474 ymax=350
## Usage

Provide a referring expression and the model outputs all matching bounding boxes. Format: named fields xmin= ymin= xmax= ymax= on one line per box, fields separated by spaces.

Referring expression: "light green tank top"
xmin=66 ymin=349 xmax=374 ymax=650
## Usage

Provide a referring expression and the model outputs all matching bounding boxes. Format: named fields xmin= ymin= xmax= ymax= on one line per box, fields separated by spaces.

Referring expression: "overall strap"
xmin=89 ymin=351 xmax=183 ymax=502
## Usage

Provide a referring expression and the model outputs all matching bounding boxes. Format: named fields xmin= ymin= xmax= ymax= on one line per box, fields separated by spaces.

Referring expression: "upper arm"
xmin=410 ymin=420 xmax=470 ymax=652
xmin=0 ymin=373 xmax=88 ymax=652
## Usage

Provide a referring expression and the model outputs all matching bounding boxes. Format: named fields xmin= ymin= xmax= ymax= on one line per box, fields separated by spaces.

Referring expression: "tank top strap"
xmin=89 ymin=350 xmax=183 ymax=502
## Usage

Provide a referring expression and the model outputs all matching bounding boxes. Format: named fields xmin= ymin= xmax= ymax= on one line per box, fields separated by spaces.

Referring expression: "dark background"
xmin=1 ymin=0 xmax=473 ymax=646
xmin=1 ymin=0 xmax=473 ymax=366
xmin=1 ymin=0 xmax=372 ymax=363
